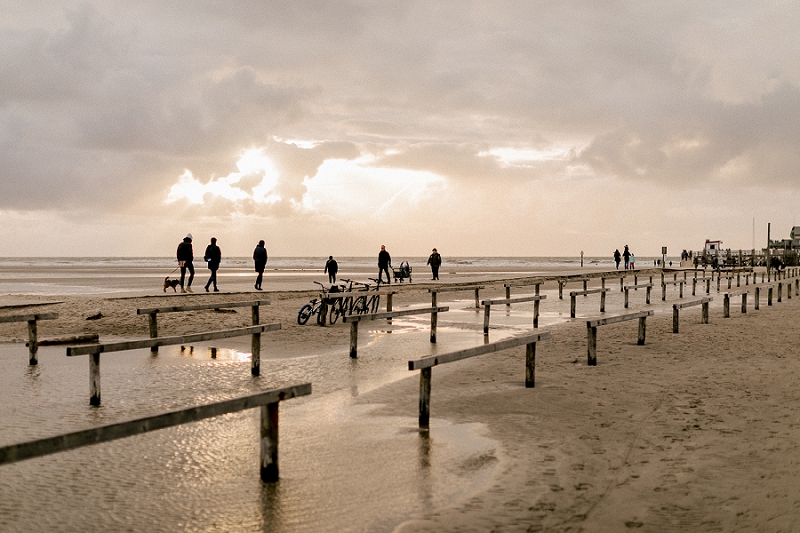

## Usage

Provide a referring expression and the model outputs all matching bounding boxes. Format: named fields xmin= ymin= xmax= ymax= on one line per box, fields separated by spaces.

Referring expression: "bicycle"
xmin=297 ymin=281 xmax=335 ymax=325
xmin=329 ymin=278 xmax=382 ymax=323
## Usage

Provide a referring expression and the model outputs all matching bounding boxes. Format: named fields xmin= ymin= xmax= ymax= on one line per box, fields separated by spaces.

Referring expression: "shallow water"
xmin=0 ymin=296 xmax=559 ymax=533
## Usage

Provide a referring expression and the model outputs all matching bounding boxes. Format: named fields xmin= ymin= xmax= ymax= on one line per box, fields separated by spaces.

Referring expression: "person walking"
xmin=613 ymin=249 xmax=621 ymax=270
xmin=622 ymin=245 xmax=631 ymax=270
xmin=378 ymin=245 xmax=392 ymax=284
xmin=177 ymin=233 xmax=194 ymax=293
xmin=629 ymin=252 xmax=636 ymax=270
xmin=203 ymin=237 xmax=221 ymax=292
xmin=324 ymin=255 xmax=338 ymax=284
xmin=253 ymin=240 xmax=268 ymax=290
xmin=427 ymin=248 xmax=442 ymax=280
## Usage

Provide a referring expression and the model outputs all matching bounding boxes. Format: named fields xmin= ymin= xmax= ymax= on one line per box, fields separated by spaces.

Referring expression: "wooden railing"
xmin=341 ymin=306 xmax=449 ymax=357
xmin=0 ymin=384 xmax=311 ymax=482
xmin=0 ymin=312 xmax=58 ymax=365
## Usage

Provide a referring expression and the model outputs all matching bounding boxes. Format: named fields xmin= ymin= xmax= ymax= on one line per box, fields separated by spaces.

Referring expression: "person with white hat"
xmin=176 ymin=233 xmax=195 ymax=293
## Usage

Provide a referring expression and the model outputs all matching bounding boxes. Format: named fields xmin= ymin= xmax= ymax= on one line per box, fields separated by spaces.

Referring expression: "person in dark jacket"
xmin=613 ymin=249 xmax=621 ymax=270
xmin=378 ymin=245 xmax=392 ymax=284
xmin=203 ymin=237 xmax=221 ymax=292
xmin=622 ymin=245 xmax=631 ymax=270
xmin=427 ymin=248 xmax=442 ymax=280
xmin=176 ymin=233 xmax=194 ymax=293
xmin=324 ymin=256 xmax=338 ymax=284
xmin=253 ymin=240 xmax=268 ymax=290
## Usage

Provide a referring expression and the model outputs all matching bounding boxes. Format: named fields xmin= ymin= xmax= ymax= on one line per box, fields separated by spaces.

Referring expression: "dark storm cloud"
xmin=1 ymin=1 xmax=799 ymax=214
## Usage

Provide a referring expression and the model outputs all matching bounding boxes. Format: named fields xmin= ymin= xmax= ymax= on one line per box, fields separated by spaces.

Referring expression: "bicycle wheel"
xmin=369 ymin=295 xmax=381 ymax=313
xmin=353 ymin=295 xmax=369 ymax=315
xmin=297 ymin=304 xmax=313 ymax=325
xmin=329 ymin=299 xmax=342 ymax=324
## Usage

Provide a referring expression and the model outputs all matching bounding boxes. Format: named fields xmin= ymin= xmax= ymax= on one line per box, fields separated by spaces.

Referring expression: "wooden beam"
xmin=480 ymin=295 xmax=546 ymax=306
xmin=137 ymin=301 xmax=271 ymax=315
xmin=587 ymin=310 xmax=653 ymax=328
xmin=0 ymin=384 xmax=311 ymax=467
xmin=0 ymin=313 xmax=58 ymax=324
xmin=408 ymin=331 xmax=551 ymax=371
xmin=67 ymin=323 xmax=281 ymax=356
xmin=342 ymin=306 xmax=449 ymax=323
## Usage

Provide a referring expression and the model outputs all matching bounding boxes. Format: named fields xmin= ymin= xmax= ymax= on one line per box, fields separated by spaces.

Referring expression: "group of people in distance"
xmin=613 ymin=245 xmax=636 ymax=270
xmin=175 ymin=234 xmax=268 ymax=293
xmin=175 ymin=235 xmax=444 ymax=293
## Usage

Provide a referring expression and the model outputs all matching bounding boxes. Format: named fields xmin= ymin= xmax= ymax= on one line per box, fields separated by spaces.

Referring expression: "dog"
xmin=163 ymin=277 xmax=181 ymax=292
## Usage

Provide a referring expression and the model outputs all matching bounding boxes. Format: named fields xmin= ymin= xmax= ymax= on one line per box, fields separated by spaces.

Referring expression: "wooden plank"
xmin=587 ymin=310 xmax=653 ymax=328
xmin=724 ymin=290 xmax=748 ymax=297
xmin=481 ymin=295 xmax=547 ymax=306
xmin=0 ymin=384 xmax=311 ymax=466
xmin=342 ymin=306 xmax=449 ymax=323
xmin=428 ymin=285 xmax=485 ymax=294
xmin=320 ymin=290 xmax=397 ymax=300
xmin=28 ymin=334 xmax=99 ymax=346
xmin=624 ymin=283 xmax=653 ymax=290
xmin=67 ymin=323 xmax=281 ymax=356
xmin=409 ymin=331 xmax=551 ymax=371
xmin=674 ymin=297 xmax=713 ymax=310
xmin=0 ymin=313 xmax=58 ymax=324
xmin=569 ymin=288 xmax=608 ymax=296
xmin=137 ymin=301 xmax=271 ymax=315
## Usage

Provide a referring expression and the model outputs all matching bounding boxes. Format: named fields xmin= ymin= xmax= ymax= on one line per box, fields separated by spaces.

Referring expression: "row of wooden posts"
xmin=2 ymin=268 xmax=797 ymax=485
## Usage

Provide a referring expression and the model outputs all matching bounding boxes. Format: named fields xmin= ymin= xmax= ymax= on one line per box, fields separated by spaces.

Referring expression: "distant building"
xmin=792 ymin=226 xmax=800 ymax=249
xmin=704 ymin=239 xmax=722 ymax=256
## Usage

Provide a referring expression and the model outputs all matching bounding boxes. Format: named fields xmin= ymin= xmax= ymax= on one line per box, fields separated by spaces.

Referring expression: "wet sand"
xmin=1 ymin=266 xmax=798 ymax=531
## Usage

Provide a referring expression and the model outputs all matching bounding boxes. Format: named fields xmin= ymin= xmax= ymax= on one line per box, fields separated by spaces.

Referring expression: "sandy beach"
xmin=1 ymin=265 xmax=798 ymax=532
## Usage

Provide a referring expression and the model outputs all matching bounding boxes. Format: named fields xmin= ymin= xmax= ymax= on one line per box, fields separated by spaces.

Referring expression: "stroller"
xmin=392 ymin=262 xmax=412 ymax=283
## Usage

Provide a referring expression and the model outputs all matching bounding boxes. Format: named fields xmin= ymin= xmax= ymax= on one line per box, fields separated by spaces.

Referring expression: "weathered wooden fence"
xmin=481 ymin=294 xmax=547 ymax=333
xmin=672 ymin=298 xmax=712 ymax=333
xmin=408 ymin=331 xmax=551 ymax=427
xmin=586 ymin=310 xmax=653 ymax=366
xmin=67 ymin=323 xmax=281 ymax=405
xmin=0 ymin=312 xmax=58 ymax=365
xmin=0 ymin=384 xmax=311 ymax=482
xmin=341 ymin=306 xmax=449 ymax=357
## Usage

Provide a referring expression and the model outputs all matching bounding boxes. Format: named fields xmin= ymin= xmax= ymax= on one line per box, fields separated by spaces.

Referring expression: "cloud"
xmin=2 ymin=1 xmax=800 ymax=255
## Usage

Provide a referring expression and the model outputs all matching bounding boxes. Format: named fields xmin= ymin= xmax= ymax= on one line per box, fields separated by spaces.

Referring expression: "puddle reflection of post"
xmin=417 ymin=430 xmax=434 ymax=511
xmin=259 ymin=478 xmax=283 ymax=531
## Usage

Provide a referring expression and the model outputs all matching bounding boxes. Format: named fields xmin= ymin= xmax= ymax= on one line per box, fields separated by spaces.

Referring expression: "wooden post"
xmin=672 ymin=306 xmax=679 ymax=333
xmin=349 ymin=321 xmax=358 ymax=358
xmin=755 ymin=287 xmax=760 ymax=310
xmin=637 ymin=316 xmax=646 ymax=345
xmin=210 ymin=347 xmax=217 ymax=359
xmin=27 ymin=319 xmax=38 ymax=366
xmin=702 ymin=301 xmax=709 ymax=323
xmin=778 ymin=282 xmax=783 ymax=303
xmin=533 ymin=298 xmax=540 ymax=328
xmin=727 ymin=277 xmax=732 ymax=290
xmin=558 ymin=281 xmax=564 ymax=300
xmin=260 ymin=402 xmax=279 ymax=482
xmin=679 ymin=282 xmax=684 ymax=298
xmin=768 ymin=287 xmax=773 ymax=306
xmin=483 ymin=305 xmax=491 ymax=334
xmin=430 ymin=308 xmax=438 ymax=344
xmin=634 ymin=274 xmax=638 ymax=286
xmin=600 ymin=290 xmax=606 ymax=313
xmin=570 ymin=293 xmax=577 ymax=318
xmin=717 ymin=276 xmax=721 ymax=292
xmin=624 ymin=288 xmax=629 ymax=308
xmin=251 ymin=331 xmax=261 ymax=376
xmin=387 ymin=293 xmax=393 ymax=324
xmin=525 ymin=342 xmax=536 ymax=388
xmin=646 ymin=285 xmax=651 ymax=304
xmin=662 ymin=283 xmax=666 ymax=301
xmin=692 ymin=278 xmax=697 ymax=296
xmin=318 ymin=300 xmax=327 ymax=326
xmin=90 ymin=352 xmax=101 ymax=406
xmin=620 ymin=276 xmax=624 ymax=292
xmin=149 ymin=313 xmax=158 ymax=354
xmin=706 ymin=279 xmax=711 ymax=295
xmin=737 ymin=273 xmax=741 ymax=287
xmin=742 ymin=293 xmax=747 ymax=313
xmin=474 ymin=288 xmax=480 ymax=309
xmin=723 ymin=294 xmax=730 ymax=318
xmin=587 ymin=325 xmax=597 ymax=366
xmin=251 ymin=305 xmax=260 ymax=325
xmin=506 ymin=286 xmax=512 ymax=305
xmin=419 ymin=367 xmax=431 ymax=428
xmin=583 ymin=279 xmax=588 ymax=292
xmin=601 ymin=278 xmax=606 ymax=290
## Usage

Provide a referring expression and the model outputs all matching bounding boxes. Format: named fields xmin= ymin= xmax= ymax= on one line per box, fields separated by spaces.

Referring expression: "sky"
xmin=1 ymin=1 xmax=799 ymax=258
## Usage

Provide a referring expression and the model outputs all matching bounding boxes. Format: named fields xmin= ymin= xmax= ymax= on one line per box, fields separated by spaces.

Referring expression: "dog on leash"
xmin=163 ymin=277 xmax=181 ymax=292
